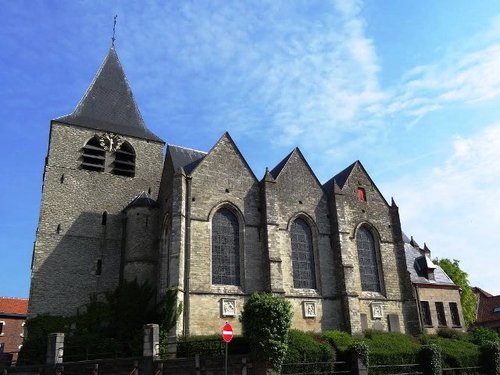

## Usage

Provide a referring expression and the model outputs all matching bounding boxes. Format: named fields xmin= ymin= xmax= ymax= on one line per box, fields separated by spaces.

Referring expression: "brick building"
xmin=474 ymin=287 xmax=500 ymax=333
xmin=29 ymin=45 xmax=466 ymax=337
xmin=0 ymin=298 xmax=28 ymax=360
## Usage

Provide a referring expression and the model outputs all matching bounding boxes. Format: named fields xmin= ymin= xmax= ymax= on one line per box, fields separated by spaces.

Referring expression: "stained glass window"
xmin=291 ymin=218 xmax=316 ymax=289
xmin=356 ymin=227 xmax=381 ymax=292
xmin=212 ymin=208 xmax=240 ymax=286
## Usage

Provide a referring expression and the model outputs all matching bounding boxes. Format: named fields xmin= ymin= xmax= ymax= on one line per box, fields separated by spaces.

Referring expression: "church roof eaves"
xmin=54 ymin=47 xmax=163 ymax=143
xmin=167 ymin=144 xmax=207 ymax=176
xmin=123 ymin=191 xmax=159 ymax=211
xmin=269 ymin=148 xmax=324 ymax=190
xmin=190 ymin=132 xmax=258 ymax=181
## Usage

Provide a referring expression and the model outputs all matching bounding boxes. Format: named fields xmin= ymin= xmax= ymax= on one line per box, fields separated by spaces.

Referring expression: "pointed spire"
xmin=263 ymin=167 xmax=276 ymax=182
xmin=55 ymin=47 xmax=163 ymax=143
xmin=391 ymin=197 xmax=398 ymax=208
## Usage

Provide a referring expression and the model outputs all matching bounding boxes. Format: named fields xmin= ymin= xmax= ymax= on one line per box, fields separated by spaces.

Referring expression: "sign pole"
xmin=221 ymin=322 xmax=233 ymax=375
xmin=225 ymin=341 xmax=228 ymax=375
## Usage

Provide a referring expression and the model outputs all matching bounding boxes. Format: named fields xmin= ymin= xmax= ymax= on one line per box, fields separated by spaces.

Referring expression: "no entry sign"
xmin=222 ymin=322 xmax=233 ymax=343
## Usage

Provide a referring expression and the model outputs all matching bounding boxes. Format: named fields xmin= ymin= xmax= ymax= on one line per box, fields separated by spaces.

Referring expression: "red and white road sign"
xmin=222 ymin=323 xmax=233 ymax=343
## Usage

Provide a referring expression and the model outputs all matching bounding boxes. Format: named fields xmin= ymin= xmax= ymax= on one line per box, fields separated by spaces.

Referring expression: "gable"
xmin=191 ymin=132 xmax=257 ymax=182
xmin=273 ymin=148 xmax=325 ymax=199
xmin=338 ymin=161 xmax=390 ymax=208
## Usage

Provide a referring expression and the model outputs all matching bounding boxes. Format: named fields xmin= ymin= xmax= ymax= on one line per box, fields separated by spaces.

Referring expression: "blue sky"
xmin=1 ymin=0 xmax=500 ymax=297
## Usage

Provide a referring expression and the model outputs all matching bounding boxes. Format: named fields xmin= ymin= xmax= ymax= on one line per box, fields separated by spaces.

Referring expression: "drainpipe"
xmin=414 ymin=284 xmax=424 ymax=332
xmin=183 ymin=176 xmax=192 ymax=336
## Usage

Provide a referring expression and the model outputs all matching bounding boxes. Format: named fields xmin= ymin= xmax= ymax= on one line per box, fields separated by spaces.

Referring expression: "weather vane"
xmin=111 ymin=15 xmax=118 ymax=46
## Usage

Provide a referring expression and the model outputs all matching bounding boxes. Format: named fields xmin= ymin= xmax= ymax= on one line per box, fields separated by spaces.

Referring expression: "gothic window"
xmin=81 ymin=137 xmax=105 ymax=172
xmin=356 ymin=226 xmax=381 ymax=292
xmin=420 ymin=301 xmax=433 ymax=326
xmin=212 ymin=208 xmax=240 ymax=286
xmin=112 ymin=142 xmax=135 ymax=177
xmin=291 ymin=218 xmax=316 ymax=289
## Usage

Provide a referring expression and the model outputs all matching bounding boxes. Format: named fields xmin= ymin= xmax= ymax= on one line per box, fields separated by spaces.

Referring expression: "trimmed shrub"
xmin=241 ymin=293 xmax=293 ymax=371
xmin=283 ymin=330 xmax=335 ymax=374
xmin=348 ymin=341 xmax=369 ymax=368
xmin=419 ymin=344 xmax=441 ymax=375
xmin=424 ymin=336 xmax=480 ymax=369
xmin=437 ymin=327 xmax=467 ymax=341
xmin=363 ymin=331 xmax=420 ymax=366
xmin=323 ymin=330 xmax=354 ymax=353
xmin=176 ymin=335 xmax=224 ymax=357
xmin=471 ymin=327 xmax=500 ymax=346
xmin=481 ymin=341 xmax=500 ymax=375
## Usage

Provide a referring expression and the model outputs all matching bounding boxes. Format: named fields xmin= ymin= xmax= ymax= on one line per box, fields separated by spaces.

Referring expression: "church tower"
xmin=28 ymin=46 xmax=164 ymax=316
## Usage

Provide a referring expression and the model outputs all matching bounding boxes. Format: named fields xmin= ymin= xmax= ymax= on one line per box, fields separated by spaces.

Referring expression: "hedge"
xmin=283 ymin=330 xmax=335 ymax=374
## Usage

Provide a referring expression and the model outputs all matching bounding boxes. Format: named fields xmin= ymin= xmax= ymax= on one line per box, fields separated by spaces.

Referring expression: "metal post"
xmin=225 ymin=342 xmax=228 ymax=375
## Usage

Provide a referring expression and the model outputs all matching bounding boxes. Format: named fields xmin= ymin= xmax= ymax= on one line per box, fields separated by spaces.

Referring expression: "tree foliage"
xmin=435 ymin=258 xmax=477 ymax=327
xmin=19 ymin=281 xmax=181 ymax=364
xmin=240 ymin=292 xmax=293 ymax=371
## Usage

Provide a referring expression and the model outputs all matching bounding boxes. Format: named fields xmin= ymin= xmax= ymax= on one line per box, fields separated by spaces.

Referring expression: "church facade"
xmin=28 ymin=46 xmax=426 ymax=337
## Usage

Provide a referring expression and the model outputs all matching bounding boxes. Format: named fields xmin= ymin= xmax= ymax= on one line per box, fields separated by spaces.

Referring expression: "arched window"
xmin=356 ymin=226 xmax=381 ymax=292
xmin=113 ymin=142 xmax=135 ymax=177
xmin=81 ymin=137 xmax=105 ymax=172
xmin=291 ymin=218 xmax=316 ymax=289
xmin=212 ymin=208 xmax=240 ymax=286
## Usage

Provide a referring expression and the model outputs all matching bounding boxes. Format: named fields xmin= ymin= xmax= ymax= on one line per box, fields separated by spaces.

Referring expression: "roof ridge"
xmin=168 ymin=144 xmax=207 ymax=154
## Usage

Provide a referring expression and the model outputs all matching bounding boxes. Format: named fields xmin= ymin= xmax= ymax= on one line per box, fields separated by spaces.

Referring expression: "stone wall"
xmin=418 ymin=285 xmax=465 ymax=334
xmin=29 ymin=122 xmax=164 ymax=316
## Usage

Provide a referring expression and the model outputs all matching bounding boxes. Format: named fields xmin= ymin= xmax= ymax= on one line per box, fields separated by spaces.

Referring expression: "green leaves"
xmin=241 ymin=293 xmax=293 ymax=371
xmin=435 ymin=258 xmax=477 ymax=328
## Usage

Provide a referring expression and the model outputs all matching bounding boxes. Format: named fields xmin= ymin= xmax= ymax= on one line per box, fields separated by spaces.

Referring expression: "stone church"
xmin=29 ymin=45 xmax=430 ymax=337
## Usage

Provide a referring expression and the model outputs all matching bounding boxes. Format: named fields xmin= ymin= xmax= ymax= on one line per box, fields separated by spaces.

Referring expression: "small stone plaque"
xmin=303 ymin=301 xmax=317 ymax=318
xmin=221 ymin=299 xmax=236 ymax=317
xmin=371 ymin=303 xmax=383 ymax=319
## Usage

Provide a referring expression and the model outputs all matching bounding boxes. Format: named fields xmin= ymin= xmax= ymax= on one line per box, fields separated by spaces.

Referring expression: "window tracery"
xmin=356 ymin=226 xmax=381 ymax=292
xmin=291 ymin=218 xmax=316 ymax=289
xmin=212 ymin=208 xmax=240 ymax=286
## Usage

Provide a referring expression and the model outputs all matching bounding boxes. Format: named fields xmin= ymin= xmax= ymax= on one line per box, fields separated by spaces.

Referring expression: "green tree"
xmin=241 ymin=293 xmax=293 ymax=371
xmin=436 ymin=258 xmax=477 ymax=328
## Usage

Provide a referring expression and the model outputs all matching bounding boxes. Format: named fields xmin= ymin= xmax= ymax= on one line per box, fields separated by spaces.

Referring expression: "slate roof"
xmin=0 ymin=297 xmax=28 ymax=316
xmin=404 ymin=239 xmax=456 ymax=287
xmin=55 ymin=47 xmax=163 ymax=143
xmin=168 ymin=144 xmax=207 ymax=175
xmin=269 ymin=149 xmax=294 ymax=179
xmin=124 ymin=191 xmax=159 ymax=211
xmin=323 ymin=161 xmax=357 ymax=194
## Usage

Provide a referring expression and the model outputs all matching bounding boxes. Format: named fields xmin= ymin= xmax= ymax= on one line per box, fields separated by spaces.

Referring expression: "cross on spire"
xmin=111 ymin=15 xmax=118 ymax=46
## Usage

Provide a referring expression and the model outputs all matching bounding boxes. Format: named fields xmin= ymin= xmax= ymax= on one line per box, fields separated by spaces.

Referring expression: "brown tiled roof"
xmin=0 ymin=297 xmax=28 ymax=315
xmin=476 ymin=293 xmax=500 ymax=323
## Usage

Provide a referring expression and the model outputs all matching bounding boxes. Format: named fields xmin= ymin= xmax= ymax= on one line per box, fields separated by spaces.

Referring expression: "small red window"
xmin=357 ymin=187 xmax=366 ymax=202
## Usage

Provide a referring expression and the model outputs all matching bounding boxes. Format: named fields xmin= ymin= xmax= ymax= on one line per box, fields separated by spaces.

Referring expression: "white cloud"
xmin=382 ymin=123 xmax=500 ymax=294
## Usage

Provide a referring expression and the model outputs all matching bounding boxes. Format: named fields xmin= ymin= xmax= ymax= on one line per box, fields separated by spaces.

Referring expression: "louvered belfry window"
xmin=357 ymin=227 xmax=381 ymax=292
xmin=212 ymin=208 xmax=240 ymax=286
xmin=81 ymin=137 xmax=105 ymax=172
xmin=113 ymin=142 xmax=135 ymax=177
xmin=291 ymin=218 xmax=316 ymax=289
